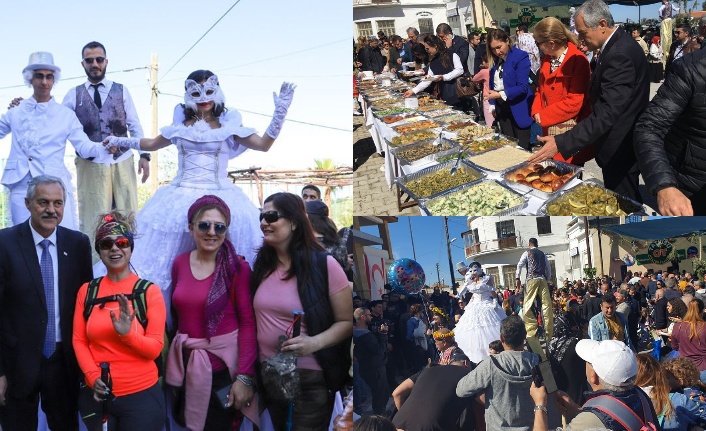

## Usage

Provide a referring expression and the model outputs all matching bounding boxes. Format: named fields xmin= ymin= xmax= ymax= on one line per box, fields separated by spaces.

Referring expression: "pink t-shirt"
xmin=171 ymin=252 xmax=257 ymax=374
xmin=254 ymin=255 xmax=350 ymax=370
xmin=472 ymin=68 xmax=490 ymax=97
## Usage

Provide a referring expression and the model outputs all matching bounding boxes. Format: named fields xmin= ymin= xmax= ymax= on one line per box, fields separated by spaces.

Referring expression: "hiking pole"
xmin=100 ymin=362 xmax=110 ymax=431
xmin=287 ymin=310 xmax=305 ymax=431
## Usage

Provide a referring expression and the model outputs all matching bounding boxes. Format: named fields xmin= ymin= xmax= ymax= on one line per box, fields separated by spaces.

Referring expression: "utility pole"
xmin=583 ymin=216 xmax=592 ymax=276
xmin=436 ymin=263 xmax=441 ymax=286
xmin=597 ymin=217 xmax=604 ymax=276
xmin=408 ymin=217 xmax=417 ymax=261
xmin=149 ymin=54 xmax=159 ymax=193
xmin=444 ymin=217 xmax=456 ymax=293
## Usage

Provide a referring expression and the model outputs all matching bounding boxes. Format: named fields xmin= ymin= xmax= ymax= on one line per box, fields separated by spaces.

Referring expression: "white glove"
xmin=104 ymin=136 xmax=141 ymax=160
xmin=265 ymin=82 xmax=296 ymax=139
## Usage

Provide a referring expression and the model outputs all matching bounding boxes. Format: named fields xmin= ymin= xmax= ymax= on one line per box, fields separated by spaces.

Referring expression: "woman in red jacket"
xmin=531 ymin=17 xmax=594 ymax=166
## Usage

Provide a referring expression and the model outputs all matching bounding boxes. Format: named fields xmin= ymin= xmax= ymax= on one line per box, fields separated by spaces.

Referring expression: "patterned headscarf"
xmin=95 ymin=214 xmax=133 ymax=243
xmin=188 ymin=195 xmax=239 ymax=338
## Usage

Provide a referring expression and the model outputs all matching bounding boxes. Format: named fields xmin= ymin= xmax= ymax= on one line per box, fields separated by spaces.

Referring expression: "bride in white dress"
xmin=104 ymin=70 xmax=295 ymax=314
xmin=454 ymin=261 xmax=507 ymax=364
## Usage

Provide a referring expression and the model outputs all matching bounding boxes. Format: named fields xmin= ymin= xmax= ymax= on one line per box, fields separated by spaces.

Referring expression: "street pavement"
xmin=353 ymin=83 xmax=662 ymax=216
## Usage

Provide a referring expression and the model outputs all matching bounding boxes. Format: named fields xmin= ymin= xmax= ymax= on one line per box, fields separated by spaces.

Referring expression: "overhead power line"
xmin=158 ymin=0 xmax=243 ymax=83
xmin=158 ymin=91 xmax=350 ymax=133
xmin=0 ymin=67 xmax=149 ymax=91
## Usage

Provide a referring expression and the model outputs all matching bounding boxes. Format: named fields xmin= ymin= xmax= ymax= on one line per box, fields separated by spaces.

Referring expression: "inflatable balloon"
xmin=387 ymin=258 xmax=425 ymax=294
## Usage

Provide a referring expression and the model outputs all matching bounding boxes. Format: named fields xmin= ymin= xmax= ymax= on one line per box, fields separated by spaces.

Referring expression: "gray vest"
xmin=74 ymin=83 xmax=128 ymax=142
xmin=527 ymin=247 xmax=548 ymax=280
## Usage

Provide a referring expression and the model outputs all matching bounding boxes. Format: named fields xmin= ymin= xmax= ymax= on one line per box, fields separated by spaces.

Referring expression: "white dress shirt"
xmin=62 ymin=79 xmax=145 ymax=164
xmin=411 ymin=52 xmax=464 ymax=94
xmin=29 ymin=224 xmax=61 ymax=342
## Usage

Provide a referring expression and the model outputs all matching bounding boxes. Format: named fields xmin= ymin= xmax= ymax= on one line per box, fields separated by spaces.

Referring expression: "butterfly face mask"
xmin=184 ymin=74 xmax=225 ymax=112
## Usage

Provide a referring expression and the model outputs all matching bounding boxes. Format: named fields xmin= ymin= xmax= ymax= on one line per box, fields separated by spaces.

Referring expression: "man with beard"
xmin=62 ymin=42 xmax=146 ymax=252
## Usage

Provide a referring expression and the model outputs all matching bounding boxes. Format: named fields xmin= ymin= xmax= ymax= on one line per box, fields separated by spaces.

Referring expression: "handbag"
xmin=456 ymin=74 xmax=478 ymax=98
xmin=543 ymin=93 xmax=577 ymax=136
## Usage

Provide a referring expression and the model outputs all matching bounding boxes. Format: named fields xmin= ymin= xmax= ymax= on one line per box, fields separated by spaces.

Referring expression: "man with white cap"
xmin=531 ymin=339 xmax=658 ymax=430
xmin=0 ymin=52 xmax=107 ymax=230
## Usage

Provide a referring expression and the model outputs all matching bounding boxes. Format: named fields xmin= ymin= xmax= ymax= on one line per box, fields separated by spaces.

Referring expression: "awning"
xmin=601 ymin=217 xmax=706 ymax=241
xmin=506 ymin=0 xmax=659 ymax=7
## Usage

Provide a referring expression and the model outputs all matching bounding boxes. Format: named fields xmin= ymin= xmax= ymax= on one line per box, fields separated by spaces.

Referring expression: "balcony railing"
xmin=465 ymin=236 xmax=519 ymax=257
xmin=354 ymin=0 xmax=400 ymax=5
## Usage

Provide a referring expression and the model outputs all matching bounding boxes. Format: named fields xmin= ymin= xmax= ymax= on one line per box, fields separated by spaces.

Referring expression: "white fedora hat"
xmin=22 ymin=51 xmax=61 ymax=75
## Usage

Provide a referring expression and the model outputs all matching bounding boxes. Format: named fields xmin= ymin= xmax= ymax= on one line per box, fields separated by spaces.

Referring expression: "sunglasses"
xmin=260 ymin=210 xmax=285 ymax=223
xmin=83 ymin=57 xmax=106 ymax=64
xmin=195 ymin=221 xmax=227 ymax=235
xmin=97 ymin=236 xmax=131 ymax=251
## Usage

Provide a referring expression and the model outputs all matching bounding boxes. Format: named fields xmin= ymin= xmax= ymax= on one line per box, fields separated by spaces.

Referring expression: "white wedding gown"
xmin=94 ymin=108 xmax=263 ymax=316
xmin=454 ymin=274 xmax=507 ymax=364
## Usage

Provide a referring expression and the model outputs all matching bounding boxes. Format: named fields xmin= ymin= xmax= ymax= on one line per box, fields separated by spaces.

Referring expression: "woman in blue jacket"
xmin=485 ymin=29 xmax=534 ymax=149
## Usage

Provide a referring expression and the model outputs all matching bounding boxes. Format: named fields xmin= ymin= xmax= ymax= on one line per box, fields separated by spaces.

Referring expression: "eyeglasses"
xmin=260 ymin=210 xmax=286 ymax=223
xmin=33 ymin=72 xmax=55 ymax=81
xmin=97 ymin=236 xmax=131 ymax=251
xmin=196 ymin=221 xmax=227 ymax=235
xmin=83 ymin=57 xmax=106 ymax=64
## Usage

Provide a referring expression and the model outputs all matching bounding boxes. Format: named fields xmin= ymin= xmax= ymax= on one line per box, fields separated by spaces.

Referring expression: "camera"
xmin=370 ymin=319 xmax=394 ymax=335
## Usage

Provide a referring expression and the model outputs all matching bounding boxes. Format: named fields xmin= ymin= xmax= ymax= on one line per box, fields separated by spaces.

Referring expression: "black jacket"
xmin=634 ymin=48 xmax=706 ymax=202
xmin=556 ymin=28 xmax=649 ymax=167
xmin=388 ymin=46 xmax=402 ymax=72
xmin=0 ymin=221 xmax=93 ymax=398
xmin=353 ymin=329 xmax=387 ymax=369
xmin=449 ymin=35 xmax=470 ymax=74
xmin=358 ymin=45 xmax=386 ymax=74
xmin=653 ymin=297 xmax=669 ymax=330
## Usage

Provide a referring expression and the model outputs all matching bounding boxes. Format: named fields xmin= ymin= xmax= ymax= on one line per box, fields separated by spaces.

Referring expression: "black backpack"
xmin=83 ymin=277 xmax=166 ymax=377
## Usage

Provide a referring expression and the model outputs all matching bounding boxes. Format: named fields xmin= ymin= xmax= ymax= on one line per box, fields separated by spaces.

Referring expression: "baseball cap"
xmin=305 ymin=200 xmax=329 ymax=217
xmin=575 ymin=340 xmax=637 ymax=387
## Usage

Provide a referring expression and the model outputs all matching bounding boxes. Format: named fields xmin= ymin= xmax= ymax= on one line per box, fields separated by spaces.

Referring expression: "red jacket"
xmin=531 ymin=42 xmax=594 ymax=165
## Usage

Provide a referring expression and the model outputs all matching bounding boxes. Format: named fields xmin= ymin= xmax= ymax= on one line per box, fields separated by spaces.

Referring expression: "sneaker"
xmin=353 ymin=110 xmax=363 ymax=116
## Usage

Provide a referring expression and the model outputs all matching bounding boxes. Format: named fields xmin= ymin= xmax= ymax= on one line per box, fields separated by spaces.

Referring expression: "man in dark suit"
xmin=0 ymin=175 xmax=93 ymax=431
xmin=529 ymin=0 xmax=650 ymax=204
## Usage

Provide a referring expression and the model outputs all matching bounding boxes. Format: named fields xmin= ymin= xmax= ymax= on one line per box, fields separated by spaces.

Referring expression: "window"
xmin=357 ymin=21 xmax=373 ymax=38
xmin=536 ymin=216 xmax=552 ymax=235
xmin=419 ymin=18 xmax=434 ymax=34
xmin=376 ymin=20 xmax=396 ymax=37
xmin=473 ymin=228 xmax=479 ymax=243
xmin=496 ymin=220 xmax=515 ymax=239
xmin=503 ymin=265 xmax=518 ymax=289
xmin=486 ymin=267 xmax=500 ymax=286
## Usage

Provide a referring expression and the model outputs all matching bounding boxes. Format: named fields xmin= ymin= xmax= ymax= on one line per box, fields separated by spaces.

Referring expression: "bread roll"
xmin=540 ymin=172 xmax=553 ymax=182
xmin=540 ymin=183 xmax=553 ymax=193
xmin=552 ymin=179 xmax=564 ymax=191
xmin=525 ymin=172 xmax=540 ymax=182
xmin=531 ymin=179 xmax=543 ymax=188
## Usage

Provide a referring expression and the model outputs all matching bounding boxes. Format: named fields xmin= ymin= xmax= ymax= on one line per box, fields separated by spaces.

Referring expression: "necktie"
xmin=91 ymin=83 xmax=102 ymax=109
xmin=40 ymin=239 xmax=56 ymax=358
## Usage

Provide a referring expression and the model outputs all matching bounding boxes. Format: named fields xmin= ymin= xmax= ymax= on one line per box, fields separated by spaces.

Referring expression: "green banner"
xmin=647 ymin=239 xmax=673 ymax=264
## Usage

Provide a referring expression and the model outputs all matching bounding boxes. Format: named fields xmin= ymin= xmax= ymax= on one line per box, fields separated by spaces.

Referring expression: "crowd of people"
xmin=0 ymin=40 xmax=354 ymax=431
xmin=354 ymin=0 xmax=706 ymax=216
xmin=353 ymin=238 xmax=706 ymax=430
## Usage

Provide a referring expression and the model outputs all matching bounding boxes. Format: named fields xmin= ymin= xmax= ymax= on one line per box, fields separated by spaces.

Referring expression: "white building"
xmin=461 ymin=216 xmax=573 ymax=289
xmin=353 ymin=0 xmax=571 ymax=40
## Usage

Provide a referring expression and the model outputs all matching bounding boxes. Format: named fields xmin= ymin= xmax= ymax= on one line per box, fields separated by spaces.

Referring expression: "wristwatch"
xmin=139 ymin=153 xmax=151 ymax=162
xmin=534 ymin=405 xmax=548 ymax=414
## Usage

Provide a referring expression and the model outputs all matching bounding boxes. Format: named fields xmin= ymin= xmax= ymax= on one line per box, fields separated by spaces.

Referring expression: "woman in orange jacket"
xmin=531 ymin=17 xmax=594 ymax=166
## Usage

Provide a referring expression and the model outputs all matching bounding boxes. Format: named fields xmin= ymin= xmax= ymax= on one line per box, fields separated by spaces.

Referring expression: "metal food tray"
xmin=465 ymin=143 xmax=532 ymax=172
xmin=394 ymin=159 xmax=487 ymax=201
xmin=422 ymin=108 xmax=456 ymax=118
xmin=387 ymin=129 xmax=441 ymax=147
xmin=370 ymin=103 xmax=406 ymax=112
xmin=536 ymin=178 xmax=646 ymax=216
xmin=390 ymin=138 xmax=460 ymax=166
xmin=418 ymin=179 xmax=529 ymax=216
xmin=456 ymin=134 xmax=520 ymax=157
xmin=499 ymin=159 xmax=584 ymax=200
xmin=372 ymin=107 xmax=416 ymax=118
xmin=393 ymin=120 xmax=442 ymax=134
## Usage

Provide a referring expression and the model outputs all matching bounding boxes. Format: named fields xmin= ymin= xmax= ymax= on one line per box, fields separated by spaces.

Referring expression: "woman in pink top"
xmin=671 ymin=300 xmax=706 ymax=383
xmin=165 ymin=195 xmax=258 ymax=431
xmin=472 ymin=52 xmax=494 ymax=128
xmin=252 ymin=192 xmax=352 ymax=430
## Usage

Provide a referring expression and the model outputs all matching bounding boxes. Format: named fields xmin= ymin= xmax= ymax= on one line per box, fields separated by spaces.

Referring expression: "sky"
xmin=0 ymin=0 xmax=352 ymax=174
xmin=361 ymin=217 xmax=472 ymax=287
xmin=611 ymin=3 xmax=662 ymax=24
